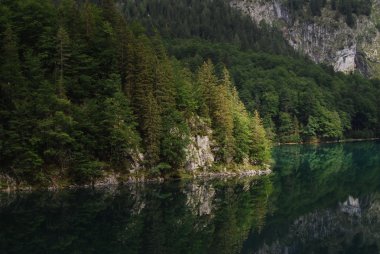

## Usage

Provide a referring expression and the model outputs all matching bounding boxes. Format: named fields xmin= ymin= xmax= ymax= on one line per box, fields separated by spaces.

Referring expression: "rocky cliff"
xmin=230 ymin=0 xmax=380 ymax=77
xmin=184 ymin=116 xmax=215 ymax=171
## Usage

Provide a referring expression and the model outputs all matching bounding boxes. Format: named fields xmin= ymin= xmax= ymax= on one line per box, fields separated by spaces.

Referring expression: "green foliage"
xmin=196 ymin=63 xmax=271 ymax=164
xmin=278 ymin=112 xmax=301 ymax=143
xmin=168 ymin=39 xmax=380 ymax=143
xmin=0 ymin=0 xmax=271 ymax=186
xmin=6 ymin=0 xmax=378 ymax=186
xmin=250 ymin=111 xmax=271 ymax=164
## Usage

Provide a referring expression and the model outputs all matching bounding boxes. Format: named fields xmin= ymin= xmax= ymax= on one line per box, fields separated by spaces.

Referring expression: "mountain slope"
xmin=117 ymin=0 xmax=294 ymax=55
xmin=118 ymin=0 xmax=380 ymax=141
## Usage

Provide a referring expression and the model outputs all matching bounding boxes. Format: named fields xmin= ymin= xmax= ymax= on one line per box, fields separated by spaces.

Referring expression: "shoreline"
xmin=276 ymin=137 xmax=380 ymax=146
xmin=2 ymin=138 xmax=377 ymax=192
xmin=0 ymin=168 xmax=272 ymax=193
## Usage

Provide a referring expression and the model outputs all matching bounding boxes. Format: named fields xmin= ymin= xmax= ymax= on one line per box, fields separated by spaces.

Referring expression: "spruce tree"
xmin=0 ymin=25 xmax=24 ymax=177
xmin=0 ymin=25 xmax=22 ymax=85
xmin=196 ymin=60 xmax=217 ymax=119
xmin=229 ymin=77 xmax=252 ymax=164
xmin=55 ymin=26 xmax=70 ymax=98
xmin=213 ymin=68 xmax=235 ymax=163
xmin=130 ymin=36 xmax=162 ymax=166
xmin=249 ymin=111 xmax=271 ymax=164
xmin=143 ymin=91 xmax=162 ymax=166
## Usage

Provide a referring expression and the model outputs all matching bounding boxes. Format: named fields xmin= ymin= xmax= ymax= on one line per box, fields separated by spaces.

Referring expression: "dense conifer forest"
xmin=167 ymin=39 xmax=380 ymax=143
xmin=0 ymin=0 xmax=270 ymax=186
xmin=120 ymin=0 xmax=380 ymax=143
xmin=0 ymin=0 xmax=379 ymax=187
xmin=119 ymin=0 xmax=294 ymax=55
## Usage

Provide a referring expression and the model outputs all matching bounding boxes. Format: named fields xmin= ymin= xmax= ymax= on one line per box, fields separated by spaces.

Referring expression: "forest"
xmin=1 ymin=0 xmax=379 ymax=187
xmin=120 ymin=0 xmax=380 ymax=143
xmin=119 ymin=0 xmax=294 ymax=55
xmin=0 ymin=0 xmax=270 ymax=186
xmin=167 ymin=39 xmax=380 ymax=143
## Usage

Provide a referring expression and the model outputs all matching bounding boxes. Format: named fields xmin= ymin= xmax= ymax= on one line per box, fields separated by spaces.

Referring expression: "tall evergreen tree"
xmin=250 ymin=111 xmax=271 ymax=164
xmin=55 ymin=26 xmax=70 ymax=97
xmin=213 ymin=68 xmax=235 ymax=163
xmin=196 ymin=60 xmax=217 ymax=118
xmin=130 ymin=36 xmax=162 ymax=166
xmin=0 ymin=25 xmax=22 ymax=85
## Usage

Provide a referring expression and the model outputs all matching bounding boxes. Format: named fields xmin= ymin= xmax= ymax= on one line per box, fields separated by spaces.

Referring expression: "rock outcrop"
xmin=185 ymin=135 xmax=215 ymax=171
xmin=185 ymin=116 xmax=215 ymax=171
xmin=231 ymin=0 xmax=380 ymax=77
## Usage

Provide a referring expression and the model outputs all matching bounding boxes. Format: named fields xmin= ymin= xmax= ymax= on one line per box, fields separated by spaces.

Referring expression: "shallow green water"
xmin=1 ymin=141 xmax=380 ymax=254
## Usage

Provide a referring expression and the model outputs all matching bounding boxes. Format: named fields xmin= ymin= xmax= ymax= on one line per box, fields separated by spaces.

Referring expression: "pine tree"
xmin=101 ymin=0 xmax=118 ymax=26
xmin=130 ymin=36 xmax=162 ymax=166
xmin=143 ymin=91 xmax=162 ymax=166
xmin=152 ymin=39 xmax=190 ymax=169
xmin=249 ymin=111 xmax=271 ymax=164
xmin=292 ymin=115 xmax=301 ymax=142
xmin=197 ymin=63 xmax=237 ymax=163
xmin=116 ymin=24 xmax=128 ymax=85
xmin=172 ymin=61 xmax=197 ymax=115
xmin=56 ymin=26 xmax=70 ymax=98
xmin=82 ymin=0 xmax=96 ymax=40
xmin=0 ymin=25 xmax=22 ymax=85
xmin=123 ymin=27 xmax=137 ymax=97
xmin=0 ymin=25 xmax=24 ymax=177
xmin=230 ymin=81 xmax=251 ymax=164
xmin=153 ymin=51 xmax=176 ymax=111
xmin=196 ymin=60 xmax=218 ymax=118
xmin=213 ymin=67 xmax=235 ymax=163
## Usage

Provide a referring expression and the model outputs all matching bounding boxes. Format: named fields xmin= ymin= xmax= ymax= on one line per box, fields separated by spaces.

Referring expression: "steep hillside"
xmin=117 ymin=0 xmax=295 ymax=55
xmin=116 ymin=0 xmax=380 ymax=142
xmin=231 ymin=0 xmax=380 ymax=77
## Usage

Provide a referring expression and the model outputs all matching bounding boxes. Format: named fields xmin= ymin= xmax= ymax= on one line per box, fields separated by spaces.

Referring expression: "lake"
xmin=1 ymin=141 xmax=380 ymax=254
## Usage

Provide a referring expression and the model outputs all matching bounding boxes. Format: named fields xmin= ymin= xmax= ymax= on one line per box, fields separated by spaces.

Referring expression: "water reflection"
xmin=0 ymin=141 xmax=380 ymax=254
xmin=243 ymin=141 xmax=380 ymax=254
xmin=0 ymin=177 xmax=273 ymax=254
xmin=250 ymin=193 xmax=380 ymax=254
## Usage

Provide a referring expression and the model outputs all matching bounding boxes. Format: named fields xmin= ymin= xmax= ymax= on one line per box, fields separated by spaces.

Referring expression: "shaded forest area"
xmin=0 ymin=0 xmax=270 ymax=186
xmin=119 ymin=0 xmax=294 ymax=55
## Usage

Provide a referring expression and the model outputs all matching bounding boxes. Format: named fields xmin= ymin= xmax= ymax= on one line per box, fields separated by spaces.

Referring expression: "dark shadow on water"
xmin=1 ymin=141 xmax=380 ymax=254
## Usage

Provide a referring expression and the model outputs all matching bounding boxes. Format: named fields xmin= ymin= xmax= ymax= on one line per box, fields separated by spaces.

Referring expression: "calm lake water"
xmin=1 ymin=141 xmax=380 ymax=254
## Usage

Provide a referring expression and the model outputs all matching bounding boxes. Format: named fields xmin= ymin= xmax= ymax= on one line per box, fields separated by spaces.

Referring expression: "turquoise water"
xmin=1 ymin=141 xmax=380 ymax=253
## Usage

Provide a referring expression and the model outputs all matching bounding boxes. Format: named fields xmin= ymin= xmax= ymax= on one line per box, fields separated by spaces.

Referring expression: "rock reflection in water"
xmin=184 ymin=183 xmax=215 ymax=216
xmin=340 ymin=195 xmax=361 ymax=216
xmin=1 ymin=141 xmax=380 ymax=254
xmin=253 ymin=194 xmax=380 ymax=254
xmin=0 ymin=177 xmax=272 ymax=254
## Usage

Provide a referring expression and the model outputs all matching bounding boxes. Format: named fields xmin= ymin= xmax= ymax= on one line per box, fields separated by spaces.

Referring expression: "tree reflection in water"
xmin=1 ymin=141 xmax=380 ymax=254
